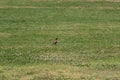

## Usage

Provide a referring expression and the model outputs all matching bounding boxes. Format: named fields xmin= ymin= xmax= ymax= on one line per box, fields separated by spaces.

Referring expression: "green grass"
xmin=0 ymin=0 xmax=120 ymax=80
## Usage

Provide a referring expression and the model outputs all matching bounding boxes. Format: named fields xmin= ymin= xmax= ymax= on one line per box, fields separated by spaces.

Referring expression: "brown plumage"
xmin=53 ymin=38 xmax=58 ymax=45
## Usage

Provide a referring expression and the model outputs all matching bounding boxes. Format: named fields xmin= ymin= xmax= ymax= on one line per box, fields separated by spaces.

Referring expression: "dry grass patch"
xmin=0 ymin=65 xmax=83 ymax=80
xmin=96 ymin=6 xmax=120 ymax=10
xmin=0 ymin=32 xmax=11 ymax=37
xmin=105 ymin=0 xmax=120 ymax=2
xmin=85 ymin=0 xmax=120 ymax=2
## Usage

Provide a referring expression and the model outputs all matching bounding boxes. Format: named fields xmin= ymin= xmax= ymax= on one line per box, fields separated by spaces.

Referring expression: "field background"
xmin=0 ymin=0 xmax=120 ymax=80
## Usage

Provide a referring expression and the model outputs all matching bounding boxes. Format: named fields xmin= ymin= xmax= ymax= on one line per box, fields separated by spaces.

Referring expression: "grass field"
xmin=0 ymin=0 xmax=120 ymax=80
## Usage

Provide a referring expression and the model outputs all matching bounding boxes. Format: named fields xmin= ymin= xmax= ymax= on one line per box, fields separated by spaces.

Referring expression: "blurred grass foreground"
xmin=0 ymin=0 xmax=120 ymax=80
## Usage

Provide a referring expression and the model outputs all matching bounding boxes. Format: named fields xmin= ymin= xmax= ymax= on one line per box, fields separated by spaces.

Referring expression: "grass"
xmin=0 ymin=0 xmax=120 ymax=80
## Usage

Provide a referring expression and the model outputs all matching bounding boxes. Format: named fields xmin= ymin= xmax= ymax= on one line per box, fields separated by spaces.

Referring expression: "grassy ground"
xmin=0 ymin=0 xmax=120 ymax=80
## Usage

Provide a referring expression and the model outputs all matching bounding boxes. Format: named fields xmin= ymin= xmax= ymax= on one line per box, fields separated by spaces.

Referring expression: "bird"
xmin=53 ymin=38 xmax=58 ymax=45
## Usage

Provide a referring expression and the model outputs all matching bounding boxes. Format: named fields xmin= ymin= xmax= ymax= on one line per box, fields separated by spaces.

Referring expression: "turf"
xmin=0 ymin=0 xmax=120 ymax=80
